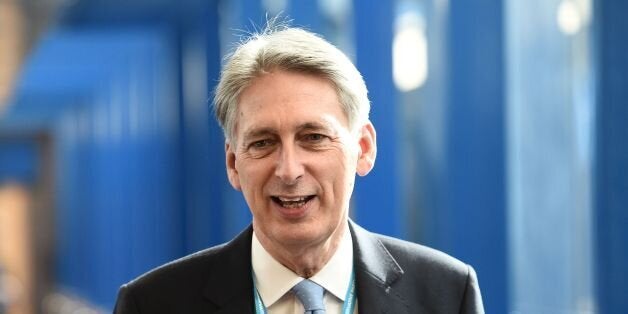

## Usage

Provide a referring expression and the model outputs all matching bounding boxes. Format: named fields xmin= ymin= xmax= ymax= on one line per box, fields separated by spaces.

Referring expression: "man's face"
xmin=225 ymin=69 xmax=376 ymax=252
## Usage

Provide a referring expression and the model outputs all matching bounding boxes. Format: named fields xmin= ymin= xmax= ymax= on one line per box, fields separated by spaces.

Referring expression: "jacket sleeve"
xmin=114 ymin=284 xmax=140 ymax=314
xmin=460 ymin=265 xmax=485 ymax=314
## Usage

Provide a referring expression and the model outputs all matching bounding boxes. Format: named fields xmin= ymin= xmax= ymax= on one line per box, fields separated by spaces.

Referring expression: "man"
xmin=114 ymin=26 xmax=484 ymax=314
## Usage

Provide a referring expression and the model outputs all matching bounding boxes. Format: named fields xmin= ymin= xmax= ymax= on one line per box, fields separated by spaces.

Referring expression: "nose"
xmin=274 ymin=144 xmax=304 ymax=185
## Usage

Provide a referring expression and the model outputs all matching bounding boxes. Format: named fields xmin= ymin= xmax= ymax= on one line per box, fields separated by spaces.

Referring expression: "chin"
xmin=289 ymin=225 xmax=337 ymax=244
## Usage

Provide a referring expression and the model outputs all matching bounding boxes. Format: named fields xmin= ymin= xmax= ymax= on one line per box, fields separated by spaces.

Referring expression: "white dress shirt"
xmin=251 ymin=225 xmax=358 ymax=314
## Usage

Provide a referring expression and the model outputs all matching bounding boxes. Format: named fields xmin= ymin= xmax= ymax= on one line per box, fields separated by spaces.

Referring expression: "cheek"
xmin=330 ymin=148 xmax=359 ymax=176
xmin=317 ymin=151 xmax=356 ymax=192
xmin=236 ymin=159 xmax=270 ymax=192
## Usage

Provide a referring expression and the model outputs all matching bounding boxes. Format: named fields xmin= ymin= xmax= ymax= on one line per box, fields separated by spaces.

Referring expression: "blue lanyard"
xmin=253 ymin=270 xmax=356 ymax=314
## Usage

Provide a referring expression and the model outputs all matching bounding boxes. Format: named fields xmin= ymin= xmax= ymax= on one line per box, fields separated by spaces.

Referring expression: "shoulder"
xmin=368 ymin=232 xmax=484 ymax=312
xmin=375 ymin=233 xmax=469 ymax=277
xmin=124 ymin=226 xmax=252 ymax=291
xmin=350 ymin=221 xmax=469 ymax=279
xmin=351 ymin=221 xmax=476 ymax=293
xmin=124 ymin=243 xmax=229 ymax=291
xmin=114 ymin=246 xmax=226 ymax=313
xmin=352 ymin=227 xmax=483 ymax=312
xmin=114 ymin=227 xmax=253 ymax=313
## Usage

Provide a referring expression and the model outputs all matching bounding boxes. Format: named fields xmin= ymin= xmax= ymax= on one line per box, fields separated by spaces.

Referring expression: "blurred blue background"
xmin=0 ymin=0 xmax=626 ymax=313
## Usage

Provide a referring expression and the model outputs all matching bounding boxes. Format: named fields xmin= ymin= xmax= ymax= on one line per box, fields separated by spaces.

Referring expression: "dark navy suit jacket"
xmin=114 ymin=221 xmax=484 ymax=313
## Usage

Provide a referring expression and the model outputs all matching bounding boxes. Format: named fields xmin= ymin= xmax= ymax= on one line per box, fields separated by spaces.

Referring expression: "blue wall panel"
xmin=288 ymin=0 xmax=322 ymax=33
xmin=446 ymin=1 xmax=507 ymax=313
xmin=176 ymin=0 xmax=228 ymax=252
xmin=203 ymin=3 xmax=232 ymax=245
xmin=352 ymin=0 xmax=401 ymax=238
xmin=595 ymin=0 xmax=628 ymax=312
xmin=505 ymin=0 xmax=596 ymax=312
xmin=0 ymin=140 xmax=39 ymax=185
xmin=9 ymin=28 xmax=186 ymax=308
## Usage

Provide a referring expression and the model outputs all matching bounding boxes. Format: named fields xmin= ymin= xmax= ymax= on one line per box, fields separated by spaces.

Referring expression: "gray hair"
xmin=213 ymin=26 xmax=370 ymax=143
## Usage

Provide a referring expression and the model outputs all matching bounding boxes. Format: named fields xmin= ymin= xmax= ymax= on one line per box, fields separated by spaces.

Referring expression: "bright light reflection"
xmin=393 ymin=13 xmax=428 ymax=92
xmin=557 ymin=0 xmax=582 ymax=35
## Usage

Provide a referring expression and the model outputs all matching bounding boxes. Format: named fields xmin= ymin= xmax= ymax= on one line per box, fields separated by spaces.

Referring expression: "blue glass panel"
xmin=352 ymin=1 xmax=401 ymax=238
xmin=594 ymin=0 xmax=628 ymax=313
xmin=506 ymin=0 xmax=595 ymax=312
xmin=0 ymin=140 xmax=39 ymax=185
xmin=447 ymin=1 xmax=507 ymax=313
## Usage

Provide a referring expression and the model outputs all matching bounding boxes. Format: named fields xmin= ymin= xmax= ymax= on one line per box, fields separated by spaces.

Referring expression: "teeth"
xmin=278 ymin=196 xmax=307 ymax=202
xmin=282 ymin=201 xmax=305 ymax=208
xmin=274 ymin=196 xmax=312 ymax=208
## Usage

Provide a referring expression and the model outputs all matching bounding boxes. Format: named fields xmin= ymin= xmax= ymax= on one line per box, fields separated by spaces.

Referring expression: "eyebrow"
xmin=241 ymin=127 xmax=275 ymax=142
xmin=241 ymin=121 xmax=337 ymax=142
xmin=297 ymin=121 xmax=335 ymax=133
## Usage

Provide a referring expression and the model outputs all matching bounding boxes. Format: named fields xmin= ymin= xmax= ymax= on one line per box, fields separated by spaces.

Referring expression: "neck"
xmin=255 ymin=222 xmax=347 ymax=278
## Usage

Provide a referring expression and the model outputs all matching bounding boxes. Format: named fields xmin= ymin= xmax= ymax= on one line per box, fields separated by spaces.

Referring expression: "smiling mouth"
xmin=271 ymin=195 xmax=316 ymax=208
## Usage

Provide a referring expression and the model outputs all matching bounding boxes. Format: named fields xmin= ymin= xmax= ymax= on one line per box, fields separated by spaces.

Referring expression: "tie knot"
xmin=292 ymin=279 xmax=326 ymax=314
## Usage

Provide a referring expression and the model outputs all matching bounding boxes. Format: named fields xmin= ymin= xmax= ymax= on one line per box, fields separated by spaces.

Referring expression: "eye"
xmin=304 ymin=133 xmax=327 ymax=142
xmin=250 ymin=139 xmax=274 ymax=149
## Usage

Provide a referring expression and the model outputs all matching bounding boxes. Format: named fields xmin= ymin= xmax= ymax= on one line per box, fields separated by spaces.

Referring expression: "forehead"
xmin=234 ymin=70 xmax=349 ymax=135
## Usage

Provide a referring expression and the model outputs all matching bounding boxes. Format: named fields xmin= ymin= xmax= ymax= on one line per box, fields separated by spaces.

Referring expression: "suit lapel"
xmin=202 ymin=226 xmax=255 ymax=314
xmin=349 ymin=221 xmax=409 ymax=314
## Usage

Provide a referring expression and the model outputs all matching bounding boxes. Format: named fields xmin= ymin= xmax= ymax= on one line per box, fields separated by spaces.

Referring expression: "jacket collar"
xmin=202 ymin=226 xmax=255 ymax=314
xmin=349 ymin=220 xmax=409 ymax=314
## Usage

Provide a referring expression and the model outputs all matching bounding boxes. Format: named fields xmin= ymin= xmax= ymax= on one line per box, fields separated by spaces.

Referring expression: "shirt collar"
xmin=251 ymin=224 xmax=354 ymax=307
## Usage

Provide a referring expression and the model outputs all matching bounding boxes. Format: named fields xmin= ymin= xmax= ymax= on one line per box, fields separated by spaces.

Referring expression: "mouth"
xmin=271 ymin=195 xmax=316 ymax=208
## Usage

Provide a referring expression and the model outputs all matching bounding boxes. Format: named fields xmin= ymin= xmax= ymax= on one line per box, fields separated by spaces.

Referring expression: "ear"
xmin=225 ymin=142 xmax=242 ymax=190
xmin=356 ymin=121 xmax=377 ymax=176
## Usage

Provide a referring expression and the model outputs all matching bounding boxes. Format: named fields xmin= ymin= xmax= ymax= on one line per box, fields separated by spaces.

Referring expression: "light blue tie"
xmin=292 ymin=279 xmax=326 ymax=314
